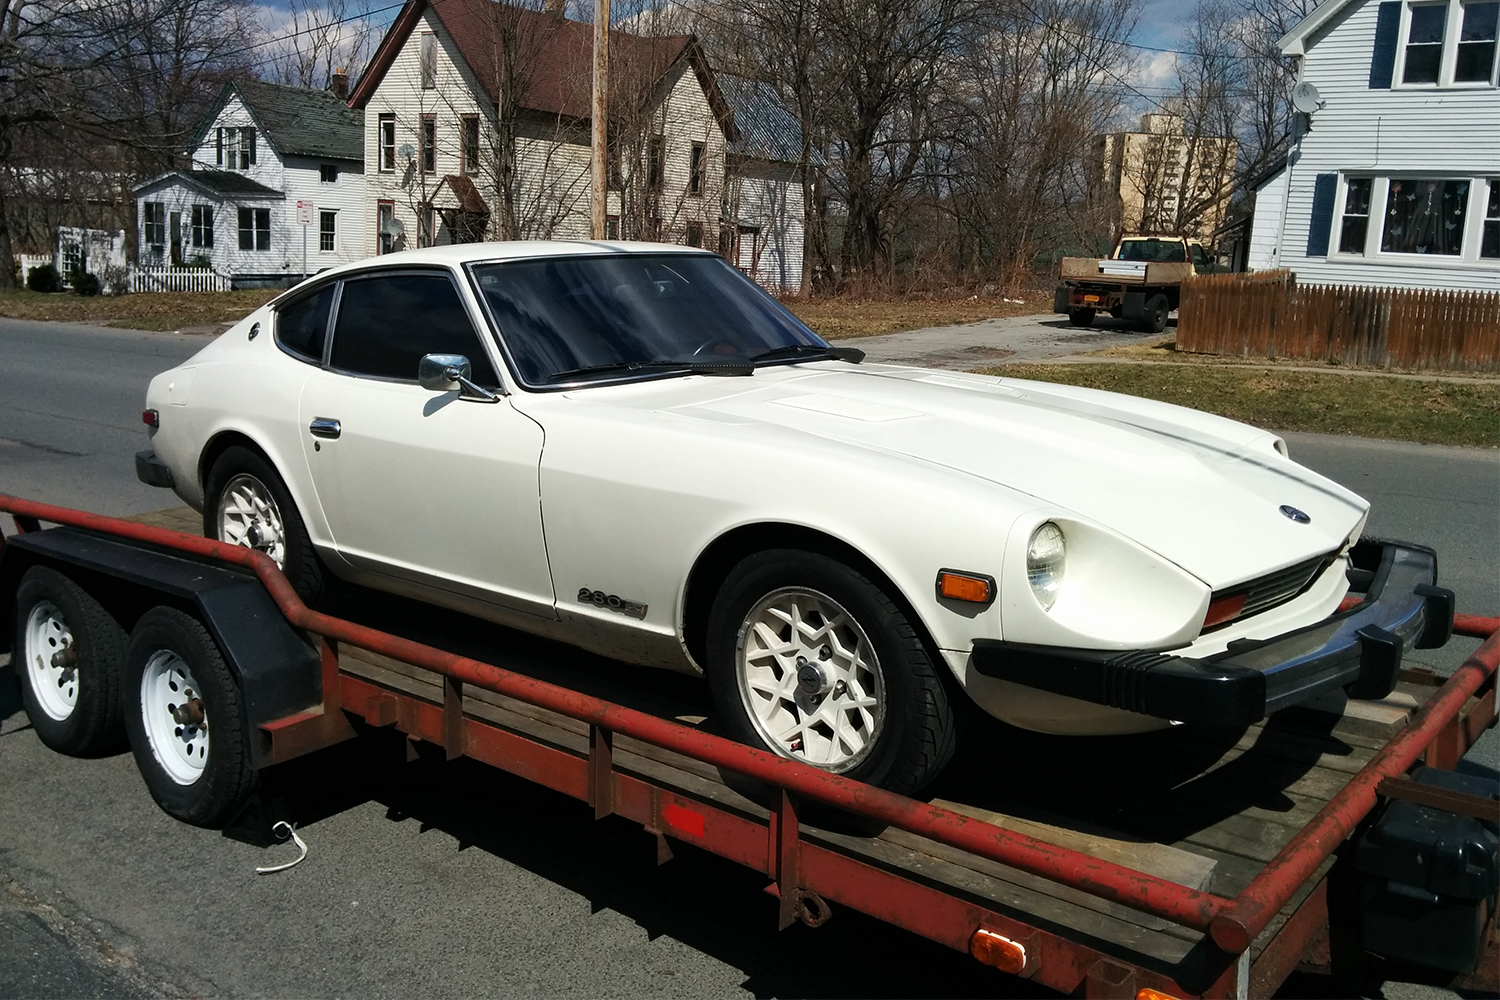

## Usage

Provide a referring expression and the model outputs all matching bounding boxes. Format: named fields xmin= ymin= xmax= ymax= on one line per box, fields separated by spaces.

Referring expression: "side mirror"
xmin=418 ymin=353 xmax=499 ymax=402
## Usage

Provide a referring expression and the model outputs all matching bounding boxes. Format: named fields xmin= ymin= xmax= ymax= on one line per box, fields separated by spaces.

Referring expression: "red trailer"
xmin=3 ymin=493 xmax=1496 ymax=999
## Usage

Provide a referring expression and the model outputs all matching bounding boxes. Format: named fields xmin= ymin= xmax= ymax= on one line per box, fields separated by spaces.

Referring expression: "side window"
xmin=1190 ymin=244 xmax=1209 ymax=271
xmin=276 ymin=285 xmax=335 ymax=363
xmin=330 ymin=272 xmax=499 ymax=386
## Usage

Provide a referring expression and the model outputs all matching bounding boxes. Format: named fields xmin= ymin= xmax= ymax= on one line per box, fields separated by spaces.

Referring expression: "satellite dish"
xmin=398 ymin=142 xmax=415 ymax=161
xmin=1291 ymin=81 xmax=1322 ymax=114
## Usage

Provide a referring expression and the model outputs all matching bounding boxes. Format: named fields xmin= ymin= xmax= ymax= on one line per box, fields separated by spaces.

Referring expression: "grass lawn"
xmin=0 ymin=289 xmax=277 ymax=331
xmin=983 ymin=363 xmax=1500 ymax=448
xmin=789 ymin=295 xmax=1049 ymax=340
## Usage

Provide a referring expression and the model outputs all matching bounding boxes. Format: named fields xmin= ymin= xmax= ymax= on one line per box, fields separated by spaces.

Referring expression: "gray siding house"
xmin=1248 ymin=0 xmax=1499 ymax=290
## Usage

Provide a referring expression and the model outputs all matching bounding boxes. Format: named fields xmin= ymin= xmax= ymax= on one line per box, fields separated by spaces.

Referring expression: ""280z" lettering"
xmin=577 ymin=587 xmax=648 ymax=619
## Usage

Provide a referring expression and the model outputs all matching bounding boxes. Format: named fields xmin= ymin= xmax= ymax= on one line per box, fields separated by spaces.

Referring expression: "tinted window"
xmin=1117 ymin=240 xmax=1187 ymax=262
xmin=276 ymin=285 xmax=335 ymax=362
xmin=471 ymin=254 xmax=822 ymax=386
xmin=330 ymin=273 xmax=499 ymax=385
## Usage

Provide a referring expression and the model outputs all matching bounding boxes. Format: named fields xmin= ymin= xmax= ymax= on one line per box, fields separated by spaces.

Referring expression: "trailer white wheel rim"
xmin=24 ymin=600 xmax=79 ymax=721
xmin=140 ymin=650 xmax=210 ymax=785
xmin=736 ymin=587 xmax=886 ymax=772
xmin=217 ymin=473 xmax=286 ymax=568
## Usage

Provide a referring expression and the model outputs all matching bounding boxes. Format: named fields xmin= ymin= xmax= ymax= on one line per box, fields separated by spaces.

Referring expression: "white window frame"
xmin=379 ymin=115 xmax=396 ymax=172
xmin=1396 ymin=0 xmax=1500 ymax=89
xmin=1331 ymin=172 xmax=1500 ymax=266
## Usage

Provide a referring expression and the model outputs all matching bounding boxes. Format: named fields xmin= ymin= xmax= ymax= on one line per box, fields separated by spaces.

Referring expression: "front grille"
xmin=1206 ymin=552 xmax=1335 ymax=630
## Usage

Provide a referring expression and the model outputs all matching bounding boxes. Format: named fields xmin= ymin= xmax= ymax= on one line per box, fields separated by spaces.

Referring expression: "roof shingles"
xmin=210 ymin=79 xmax=365 ymax=162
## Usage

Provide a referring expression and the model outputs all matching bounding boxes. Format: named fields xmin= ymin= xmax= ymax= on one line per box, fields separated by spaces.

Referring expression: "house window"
xmin=607 ymin=136 xmax=623 ymax=189
xmin=222 ymin=127 xmax=256 ymax=170
xmin=1338 ymin=178 xmax=1373 ymax=254
xmin=685 ymin=221 xmax=703 ymax=247
xmin=462 ymin=116 xmax=479 ymax=173
xmin=420 ymin=32 xmax=437 ymax=89
xmin=1404 ymin=4 xmax=1448 ymax=83
xmin=379 ymin=115 xmax=396 ymax=171
xmin=143 ymin=202 xmax=165 ymax=249
xmin=1381 ymin=178 xmax=1468 ymax=255
xmin=320 ymin=211 xmax=337 ymax=252
xmin=1483 ymin=180 xmax=1500 ymax=257
xmin=689 ymin=142 xmax=704 ymax=195
xmin=320 ymin=164 xmax=339 ymax=183
xmin=420 ymin=115 xmax=436 ymax=173
xmin=605 ymin=215 xmax=619 ymax=240
xmin=191 ymin=205 xmax=214 ymax=249
xmin=648 ymin=135 xmax=664 ymax=191
xmin=238 ymin=207 xmax=271 ymax=251
xmin=377 ymin=201 xmax=395 ymax=254
xmin=215 ymin=128 xmax=223 ymax=166
xmin=1457 ymin=1 xmax=1499 ymax=82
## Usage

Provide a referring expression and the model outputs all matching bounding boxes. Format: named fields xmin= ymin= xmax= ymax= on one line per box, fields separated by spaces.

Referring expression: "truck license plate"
xmin=1083 ymin=295 xmax=1099 ymax=303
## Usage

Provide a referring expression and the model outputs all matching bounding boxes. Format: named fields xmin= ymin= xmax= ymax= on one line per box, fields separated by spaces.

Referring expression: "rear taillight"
xmin=142 ymin=409 xmax=159 ymax=427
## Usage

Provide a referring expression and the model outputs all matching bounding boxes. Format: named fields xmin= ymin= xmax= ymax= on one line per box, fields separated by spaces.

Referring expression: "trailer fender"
xmin=1 ymin=527 xmax=321 ymax=750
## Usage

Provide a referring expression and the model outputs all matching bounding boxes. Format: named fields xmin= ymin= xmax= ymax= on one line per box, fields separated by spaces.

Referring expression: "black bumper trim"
xmin=970 ymin=539 xmax=1453 ymax=729
xmin=135 ymin=448 xmax=175 ymax=488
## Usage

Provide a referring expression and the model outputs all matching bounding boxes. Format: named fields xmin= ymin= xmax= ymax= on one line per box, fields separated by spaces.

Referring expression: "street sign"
xmin=296 ymin=200 xmax=314 ymax=227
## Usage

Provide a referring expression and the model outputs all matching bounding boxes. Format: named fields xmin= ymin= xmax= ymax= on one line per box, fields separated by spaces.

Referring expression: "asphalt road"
xmin=0 ymin=316 xmax=1496 ymax=998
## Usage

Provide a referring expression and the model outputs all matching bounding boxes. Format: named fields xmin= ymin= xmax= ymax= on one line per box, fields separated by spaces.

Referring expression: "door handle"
xmin=309 ymin=417 xmax=341 ymax=439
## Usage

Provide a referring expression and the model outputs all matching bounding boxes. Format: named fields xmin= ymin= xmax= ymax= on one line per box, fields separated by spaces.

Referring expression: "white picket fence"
xmin=15 ymin=254 xmax=52 ymax=284
xmin=128 ymin=265 xmax=232 ymax=293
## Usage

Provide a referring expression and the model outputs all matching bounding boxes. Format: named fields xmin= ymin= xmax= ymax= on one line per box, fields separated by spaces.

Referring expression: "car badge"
xmin=1279 ymin=505 xmax=1311 ymax=524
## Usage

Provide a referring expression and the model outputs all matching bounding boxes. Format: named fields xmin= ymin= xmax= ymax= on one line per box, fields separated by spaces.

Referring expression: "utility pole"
xmin=590 ymin=0 xmax=609 ymax=239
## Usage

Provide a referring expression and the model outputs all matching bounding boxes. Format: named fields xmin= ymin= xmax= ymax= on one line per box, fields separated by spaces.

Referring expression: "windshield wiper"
xmin=548 ymin=358 xmax=754 ymax=382
xmin=748 ymin=344 xmax=865 ymax=365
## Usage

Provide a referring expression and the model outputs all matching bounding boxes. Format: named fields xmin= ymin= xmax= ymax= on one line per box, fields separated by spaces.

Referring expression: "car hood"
xmin=582 ymin=363 xmax=1368 ymax=590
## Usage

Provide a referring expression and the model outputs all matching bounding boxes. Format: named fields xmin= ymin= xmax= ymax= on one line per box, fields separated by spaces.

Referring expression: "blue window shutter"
xmin=1369 ymin=1 xmax=1400 ymax=88
xmin=1307 ymin=173 xmax=1338 ymax=256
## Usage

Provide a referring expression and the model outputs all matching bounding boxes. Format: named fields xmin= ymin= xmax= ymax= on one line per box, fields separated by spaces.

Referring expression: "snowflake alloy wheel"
xmin=217 ymin=473 xmax=287 ymax=568
xmin=735 ymin=587 xmax=886 ymax=772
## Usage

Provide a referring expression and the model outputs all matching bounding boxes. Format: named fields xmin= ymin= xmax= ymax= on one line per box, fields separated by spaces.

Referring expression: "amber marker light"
xmin=969 ymin=928 xmax=1026 ymax=974
xmin=142 ymin=409 xmax=159 ymax=428
xmin=937 ymin=570 xmax=994 ymax=605
xmin=1203 ymin=592 xmax=1247 ymax=629
xmin=1136 ymin=989 xmax=1182 ymax=1000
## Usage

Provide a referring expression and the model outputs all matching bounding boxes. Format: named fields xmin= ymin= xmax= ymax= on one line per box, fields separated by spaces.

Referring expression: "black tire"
xmin=123 ymin=607 xmax=257 ymax=826
xmin=1067 ymin=308 xmax=1096 ymax=327
xmin=12 ymin=566 xmax=127 ymax=756
xmin=204 ymin=444 xmax=327 ymax=604
xmin=705 ymin=550 xmax=956 ymax=796
xmin=1142 ymin=294 xmax=1170 ymax=334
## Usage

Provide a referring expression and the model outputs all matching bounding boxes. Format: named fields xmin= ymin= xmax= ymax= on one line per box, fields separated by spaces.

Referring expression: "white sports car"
xmin=138 ymin=242 xmax=1452 ymax=794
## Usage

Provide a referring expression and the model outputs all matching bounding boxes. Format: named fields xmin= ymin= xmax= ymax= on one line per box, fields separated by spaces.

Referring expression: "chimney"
xmin=330 ymin=68 xmax=349 ymax=100
xmin=545 ymin=0 xmax=565 ymax=19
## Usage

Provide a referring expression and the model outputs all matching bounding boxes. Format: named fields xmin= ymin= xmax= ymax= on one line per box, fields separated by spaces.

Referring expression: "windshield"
xmin=469 ymin=253 xmax=826 ymax=386
xmin=1116 ymin=239 xmax=1187 ymax=262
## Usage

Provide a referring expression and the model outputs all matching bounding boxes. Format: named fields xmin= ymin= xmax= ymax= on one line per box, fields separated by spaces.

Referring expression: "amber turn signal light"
xmin=1135 ymin=989 xmax=1181 ymax=1000
xmin=969 ymin=927 xmax=1026 ymax=974
xmin=1203 ymin=592 xmax=1247 ymax=629
xmin=142 ymin=409 xmax=159 ymax=428
xmin=938 ymin=570 xmax=993 ymax=604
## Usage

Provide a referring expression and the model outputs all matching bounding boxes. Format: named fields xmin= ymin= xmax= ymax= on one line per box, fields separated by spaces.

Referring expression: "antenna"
xmin=1291 ymin=81 xmax=1322 ymax=115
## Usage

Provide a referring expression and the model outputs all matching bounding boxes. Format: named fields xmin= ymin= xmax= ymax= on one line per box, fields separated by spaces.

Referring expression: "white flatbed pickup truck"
xmin=1053 ymin=235 xmax=1218 ymax=333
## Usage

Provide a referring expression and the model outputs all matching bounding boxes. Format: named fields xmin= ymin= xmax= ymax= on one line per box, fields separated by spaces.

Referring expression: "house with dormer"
xmin=1248 ymin=0 xmax=1499 ymax=289
xmin=132 ymin=79 xmax=367 ymax=287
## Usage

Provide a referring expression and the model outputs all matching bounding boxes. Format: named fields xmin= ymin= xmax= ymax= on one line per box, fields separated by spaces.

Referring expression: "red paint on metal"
xmin=1455 ymin=613 xmax=1500 ymax=639
xmin=661 ymin=802 xmax=706 ymax=838
xmin=1208 ymin=624 xmax=1500 ymax=953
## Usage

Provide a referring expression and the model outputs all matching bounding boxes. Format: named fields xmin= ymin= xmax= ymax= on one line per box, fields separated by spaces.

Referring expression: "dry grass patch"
xmin=0 ymin=289 xmax=278 ymax=331
xmin=983 ymin=362 xmax=1500 ymax=448
xmin=788 ymin=295 xmax=1049 ymax=340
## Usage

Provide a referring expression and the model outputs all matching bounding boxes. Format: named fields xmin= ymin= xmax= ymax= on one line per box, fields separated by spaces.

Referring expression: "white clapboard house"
xmin=1248 ymin=0 xmax=1500 ymax=289
xmin=132 ymin=79 xmax=367 ymax=288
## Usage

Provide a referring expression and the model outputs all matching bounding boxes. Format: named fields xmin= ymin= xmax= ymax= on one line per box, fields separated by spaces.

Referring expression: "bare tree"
xmin=264 ymin=0 xmax=379 ymax=91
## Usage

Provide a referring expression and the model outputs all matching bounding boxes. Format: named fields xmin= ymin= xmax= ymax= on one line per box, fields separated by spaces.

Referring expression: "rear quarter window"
xmin=276 ymin=285 xmax=336 ymax=363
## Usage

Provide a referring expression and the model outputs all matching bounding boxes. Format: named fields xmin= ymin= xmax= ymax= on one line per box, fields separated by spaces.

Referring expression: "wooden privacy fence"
xmin=128 ymin=265 xmax=232 ymax=293
xmin=1177 ymin=271 xmax=1500 ymax=371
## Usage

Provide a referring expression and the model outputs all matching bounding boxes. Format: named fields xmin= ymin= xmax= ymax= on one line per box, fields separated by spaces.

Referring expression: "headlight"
xmin=1027 ymin=522 xmax=1066 ymax=611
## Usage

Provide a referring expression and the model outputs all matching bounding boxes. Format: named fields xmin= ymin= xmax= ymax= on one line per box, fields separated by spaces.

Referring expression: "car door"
xmin=297 ymin=267 xmax=555 ymax=621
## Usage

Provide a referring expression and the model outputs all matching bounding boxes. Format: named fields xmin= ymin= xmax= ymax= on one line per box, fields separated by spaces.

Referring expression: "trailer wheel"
xmin=205 ymin=445 xmax=327 ymax=604
xmin=705 ymin=550 xmax=956 ymax=796
xmin=13 ymin=566 xmax=127 ymax=756
xmin=123 ymin=607 xmax=256 ymax=826
xmin=1067 ymin=308 xmax=1095 ymax=327
xmin=1142 ymin=294 xmax=1170 ymax=334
